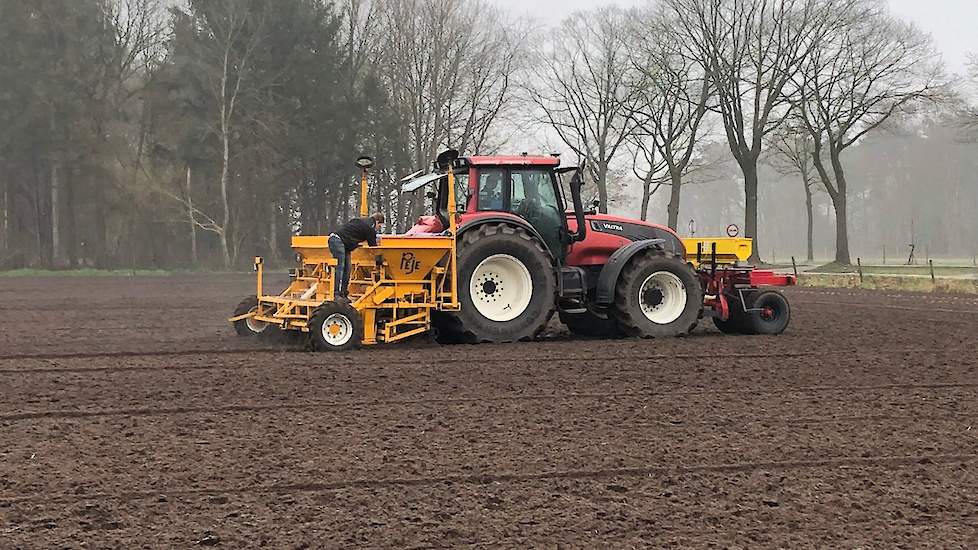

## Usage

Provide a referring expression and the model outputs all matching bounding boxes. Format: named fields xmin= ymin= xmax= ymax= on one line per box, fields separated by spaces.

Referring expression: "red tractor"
xmin=402 ymin=150 xmax=795 ymax=343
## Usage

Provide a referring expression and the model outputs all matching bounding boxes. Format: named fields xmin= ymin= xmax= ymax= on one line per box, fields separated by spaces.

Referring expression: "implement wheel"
xmin=309 ymin=302 xmax=362 ymax=351
xmin=713 ymin=295 xmax=749 ymax=334
xmin=612 ymin=252 xmax=702 ymax=338
xmin=743 ymin=290 xmax=791 ymax=335
xmin=232 ymin=296 xmax=270 ymax=337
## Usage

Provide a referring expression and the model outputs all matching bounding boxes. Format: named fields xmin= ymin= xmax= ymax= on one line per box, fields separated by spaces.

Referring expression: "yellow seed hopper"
xmin=229 ymin=154 xmax=461 ymax=350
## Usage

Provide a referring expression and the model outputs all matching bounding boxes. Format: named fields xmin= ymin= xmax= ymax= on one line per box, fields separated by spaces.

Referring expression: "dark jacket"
xmin=334 ymin=217 xmax=378 ymax=251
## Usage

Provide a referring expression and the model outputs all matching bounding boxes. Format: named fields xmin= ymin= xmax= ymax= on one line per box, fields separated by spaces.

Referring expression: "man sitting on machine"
xmin=328 ymin=212 xmax=385 ymax=300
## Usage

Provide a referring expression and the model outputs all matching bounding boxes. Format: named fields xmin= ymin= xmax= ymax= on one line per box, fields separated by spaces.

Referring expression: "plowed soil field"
xmin=1 ymin=274 xmax=977 ymax=548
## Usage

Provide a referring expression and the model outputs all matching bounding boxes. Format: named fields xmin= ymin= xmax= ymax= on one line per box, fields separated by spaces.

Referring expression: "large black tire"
xmin=309 ymin=302 xmax=363 ymax=351
xmin=559 ymin=310 xmax=622 ymax=338
xmin=612 ymin=252 xmax=702 ymax=338
xmin=434 ymin=223 xmax=556 ymax=343
xmin=742 ymin=290 xmax=791 ymax=335
xmin=232 ymin=296 xmax=271 ymax=337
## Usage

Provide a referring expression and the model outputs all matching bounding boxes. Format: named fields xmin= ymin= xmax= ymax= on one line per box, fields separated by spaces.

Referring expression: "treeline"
xmin=0 ymin=0 xmax=518 ymax=269
xmin=0 ymin=0 xmax=974 ymax=269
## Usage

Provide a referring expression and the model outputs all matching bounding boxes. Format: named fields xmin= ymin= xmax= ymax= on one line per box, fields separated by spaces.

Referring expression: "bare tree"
xmin=767 ymin=124 xmax=818 ymax=261
xmin=962 ymin=54 xmax=978 ymax=133
xmin=795 ymin=1 xmax=945 ymax=265
xmin=528 ymin=7 xmax=635 ymax=214
xmin=626 ymin=7 xmax=711 ymax=230
xmin=664 ymin=0 xmax=845 ymax=262
xmin=192 ymin=0 xmax=267 ymax=268
xmin=374 ymin=0 xmax=521 ymax=228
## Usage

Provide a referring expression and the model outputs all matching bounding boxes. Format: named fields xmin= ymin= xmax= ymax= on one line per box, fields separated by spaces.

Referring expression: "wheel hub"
xmin=642 ymin=287 xmax=664 ymax=308
xmin=470 ymin=254 xmax=532 ymax=322
xmin=481 ymin=279 xmax=499 ymax=296
xmin=245 ymin=308 xmax=268 ymax=333
xmin=638 ymin=271 xmax=688 ymax=325
xmin=321 ymin=313 xmax=353 ymax=346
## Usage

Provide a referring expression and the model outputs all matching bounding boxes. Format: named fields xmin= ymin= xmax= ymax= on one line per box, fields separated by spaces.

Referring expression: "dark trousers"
xmin=328 ymin=235 xmax=350 ymax=298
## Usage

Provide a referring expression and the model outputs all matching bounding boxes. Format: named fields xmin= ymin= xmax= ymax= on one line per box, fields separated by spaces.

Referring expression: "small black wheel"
xmin=309 ymin=302 xmax=363 ymax=351
xmin=713 ymin=295 xmax=749 ymax=334
xmin=743 ymin=290 xmax=791 ymax=335
xmin=232 ymin=296 xmax=270 ymax=337
xmin=559 ymin=310 xmax=622 ymax=338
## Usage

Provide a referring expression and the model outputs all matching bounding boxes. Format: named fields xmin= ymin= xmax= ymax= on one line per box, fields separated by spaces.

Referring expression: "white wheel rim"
xmin=638 ymin=271 xmax=688 ymax=325
xmin=470 ymin=254 xmax=533 ymax=322
xmin=321 ymin=313 xmax=354 ymax=346
xmin=246 ymin=309 xmax=268 ymax=333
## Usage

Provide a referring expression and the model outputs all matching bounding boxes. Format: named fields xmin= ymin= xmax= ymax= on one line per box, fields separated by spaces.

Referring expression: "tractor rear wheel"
xmin=309 ymin=302 xmax=363 ymax=351
xmin=232 ymin=296 xmax=270 ymax=337
xmin=612 ymin=252 xmax=702 ymax=338
xmin=435 ymin=223 xmax=555 ymax=343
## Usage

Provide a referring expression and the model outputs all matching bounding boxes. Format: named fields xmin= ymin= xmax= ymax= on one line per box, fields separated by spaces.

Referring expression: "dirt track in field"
xmin=1 ymin=274 xmax=977 ymax=548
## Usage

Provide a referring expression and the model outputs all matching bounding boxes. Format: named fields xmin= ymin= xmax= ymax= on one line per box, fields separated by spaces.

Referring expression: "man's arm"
xmin=363 ymin=219 xmax=378 ymax=247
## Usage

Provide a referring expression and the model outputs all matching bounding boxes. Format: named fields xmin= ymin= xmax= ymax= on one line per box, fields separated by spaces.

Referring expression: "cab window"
xmin=477 ymin=169 xmax=505 ymax=211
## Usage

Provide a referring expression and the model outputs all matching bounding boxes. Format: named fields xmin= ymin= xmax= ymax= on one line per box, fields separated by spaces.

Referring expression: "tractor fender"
xmin=457 ymin=214 xmax=555 ymax=260
xmin=594 ymin=239 xmax=668 ymax=305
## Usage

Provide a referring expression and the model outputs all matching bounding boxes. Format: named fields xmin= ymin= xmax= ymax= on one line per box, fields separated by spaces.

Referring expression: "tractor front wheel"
xmin=309 ymin=302 xmax=363 ymax=351
xmin=612 ymin=252 xmax=702 ymax=338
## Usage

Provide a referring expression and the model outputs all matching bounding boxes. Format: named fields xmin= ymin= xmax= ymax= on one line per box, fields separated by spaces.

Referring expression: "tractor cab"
xmin=404 ymin=154 xmax=587 ymax=261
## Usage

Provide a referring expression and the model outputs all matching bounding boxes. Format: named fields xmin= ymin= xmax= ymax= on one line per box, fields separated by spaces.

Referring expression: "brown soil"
xmin=1 ymin=275 xmax=976 ymax=548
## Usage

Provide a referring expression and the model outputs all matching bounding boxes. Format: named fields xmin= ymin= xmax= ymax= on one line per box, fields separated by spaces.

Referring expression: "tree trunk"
xmin=830 ymin=192 xmax=850 ymax=265
xmin=666 ymin=169 xmax=683 ymax=231
xmin=50 ymin=161 xmax=61 ymax=268
xmin=186 ymin=164 xmax=198 ymax=265
xmin=742 ymin=160 xmax=761 ymax=263
xmin=219 ymin=125 xmax=232 ymax=269
xmin=64 ymin=166 xmax=78 ymax=267
xmin=268 ymin=201 xmax=279 ymax=264
xmin=596 ymin=162 xmax=609 ymax=214
xmin=0 ymin=170 xmax=7 ymax=261
xmin=639 ymin=172 xmax=653 ymax=222
xmin=92 ymin=175 xmax=107 ymax=268
xmin=804 ymin=181 xmax=814 ymax=262
xmin=830 ymin=156 xmax=851 ymax=265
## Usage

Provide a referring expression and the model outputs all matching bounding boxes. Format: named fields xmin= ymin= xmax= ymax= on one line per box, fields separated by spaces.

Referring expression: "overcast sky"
xmin=495 ymin=0 xmax=978 ymax=74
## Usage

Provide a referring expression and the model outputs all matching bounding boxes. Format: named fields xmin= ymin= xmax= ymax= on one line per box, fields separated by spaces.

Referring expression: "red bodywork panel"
xmin=565 ymin=214 xmax=684 ymax=266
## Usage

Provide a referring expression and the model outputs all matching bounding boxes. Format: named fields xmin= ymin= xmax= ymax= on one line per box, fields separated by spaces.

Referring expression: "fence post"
xmin=791 ymin=256 xmax=798 ymax=278
xmin=857 ymin=257 xmax=864 ymax=284
xmin=882 ymin=245 xmax=886 ymax=265
xmin=929 ymin=259 xmax=935 ymax=282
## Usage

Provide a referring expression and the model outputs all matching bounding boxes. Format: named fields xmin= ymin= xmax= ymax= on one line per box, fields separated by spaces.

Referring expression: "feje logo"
xmin=400 ymin=252 xmax=422 ymax=275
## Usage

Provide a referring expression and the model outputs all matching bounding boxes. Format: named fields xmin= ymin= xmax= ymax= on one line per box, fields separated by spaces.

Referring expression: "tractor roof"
xmin=466 ymin=155 xmax=561 ymax=167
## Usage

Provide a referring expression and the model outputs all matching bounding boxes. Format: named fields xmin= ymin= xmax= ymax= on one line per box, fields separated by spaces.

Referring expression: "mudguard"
xmin=594 ymin=238 xmax=667 ymax=304
xmin=457 ymin=214 xmax=555 ymax=260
